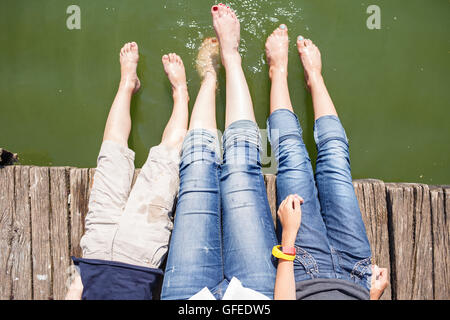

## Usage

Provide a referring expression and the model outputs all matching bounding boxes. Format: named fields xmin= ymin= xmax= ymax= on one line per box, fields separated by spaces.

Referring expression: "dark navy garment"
xmin=72 ymin=257 xmax=163 ymax=300
xmin=296 ymin=279 xmax=370 ymax=300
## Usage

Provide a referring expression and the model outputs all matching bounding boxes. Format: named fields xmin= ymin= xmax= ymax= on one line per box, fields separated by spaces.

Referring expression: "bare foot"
xmin=296 ymin=36 xmax=322 ymax=89
xmin=211 ymin=4 xmax=241 ymax=67
xmin=162 ymin=53 xmax=189 ymax=98
xmin=119 ymin=42 xmax=141 ymax=93
xmin=196 ymin=37 xmax=221 ymax=80
xmin=265 ymin=24 xmax=289 ymax=79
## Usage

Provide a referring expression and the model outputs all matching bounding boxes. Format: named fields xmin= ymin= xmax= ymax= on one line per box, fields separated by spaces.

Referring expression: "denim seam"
xmin=294 ymin=246 xmax=319 ymax=276
xmin=267 ymin=109 xmax=303 ymax=147
xmin=321 ymin=175 xmax=340 ymax=275
xmin=316 ymin=136 xmax=348 ymax=150
xmin=217 ymin=164 xmax=225 ymax=283
xmin=350 ymin=257 xmax=372 ymax=280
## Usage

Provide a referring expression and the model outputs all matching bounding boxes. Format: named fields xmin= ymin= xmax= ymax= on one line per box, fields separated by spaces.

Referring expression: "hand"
xmin=370 ymin=265 xmax=389 ymax=300
xmin=277 ymin=194 xmax=303 ymax=246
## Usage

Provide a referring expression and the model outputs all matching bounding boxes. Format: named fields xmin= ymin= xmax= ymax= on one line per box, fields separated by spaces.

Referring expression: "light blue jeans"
xmin=161 ymin=120 xmax=278 ymax=300
xmin=267 ymin=109 xmax=372 ymax=292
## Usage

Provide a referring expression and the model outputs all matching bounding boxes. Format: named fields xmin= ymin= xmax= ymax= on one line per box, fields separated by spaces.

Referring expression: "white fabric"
xmin=189 ymin=277 xmax=271 ymax=300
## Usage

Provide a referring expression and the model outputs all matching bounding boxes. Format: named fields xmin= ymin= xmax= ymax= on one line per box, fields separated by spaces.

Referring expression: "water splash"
xmin=173 ymin=0 xmax=304 ymax=74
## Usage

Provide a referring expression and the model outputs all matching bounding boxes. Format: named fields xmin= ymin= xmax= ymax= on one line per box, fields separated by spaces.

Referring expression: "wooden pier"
xmin=0 ymin=165 xmax=449 ymax=300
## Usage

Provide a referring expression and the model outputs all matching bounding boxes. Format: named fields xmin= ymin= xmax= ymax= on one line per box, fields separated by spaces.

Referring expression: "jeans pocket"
xmin=350 ymin=257 xmax=372 ymax=280
xmin=295 ymin=246 xmax=320 ymax=276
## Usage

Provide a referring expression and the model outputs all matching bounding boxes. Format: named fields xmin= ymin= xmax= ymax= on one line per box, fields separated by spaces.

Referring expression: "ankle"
xmin=304 ymin=70 xmax=323 ymax=88
xmin=202 ymin=71 xmax=217 ymax=83
xmin=222 ymin=51 xmax=241 ymax=69
xmin=119 ymin=79 xmax=136 ymax=93
xmin=172 ymin=86 xmax=189 ymax=100
xmin=269 ymin=66 xmax=288 ymax=79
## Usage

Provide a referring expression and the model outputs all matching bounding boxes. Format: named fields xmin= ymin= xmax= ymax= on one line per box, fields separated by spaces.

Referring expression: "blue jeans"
xmin=267 ymin=109 xmax=372 ymax=292
xmin=161 ymin=120 xmax=278 ymax=300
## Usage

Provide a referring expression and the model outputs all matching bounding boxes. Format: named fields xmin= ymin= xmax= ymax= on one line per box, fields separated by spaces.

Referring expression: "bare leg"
xmin=161 ymin=53 xmax=189 ymax=150
xmin=297 ymin=37 xmax=338 ymax=119
xmin=212 ymin=4 xmax=255 ymax=127
xmin=103 ymin=42 xmax=141 ymax=147
xmin=299 ymin=37 xmax=372 ymax=291
xmin=161 ymin=39 xmax=222 ymax=300
xmin=212 ymin=4 xmax=277 ymax=298
xmin=66 ymin=42 xmax=141 ymax=300
xmin=189 ymin=37 xmax=220 ymax=132
xmin=266 ymin=24 xmax=293 ymax=114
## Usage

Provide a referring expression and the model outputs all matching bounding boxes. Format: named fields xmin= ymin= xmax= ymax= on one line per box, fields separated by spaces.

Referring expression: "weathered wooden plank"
xmin=69 ymin=168 xmax=89 ymax=258
xmin=30 ymin=167 xmax=52 ymax=300
xmin=444 ymin=187 xmax=450 ymax=299
xmin=10 ymin=166 xmax=32 ymax=299
xmin=264 ymin=174 xmax=277 ymax=227
xmin=430 ymin=186 xmax=450 ymax=299
xmin=0 ymin=166 xmax=14 ymax=300
xmin=49 ymin=167 xmax=70 ymax=300
xmin=386 ymin=183 xmax=433 ymax=300
xmin=131 ymin=169 xmax=141 ymax=189
xmin=88 ymin=168 xmax=96 ymax=197
xmin=354 ymin=179 xmax=391 ymax=300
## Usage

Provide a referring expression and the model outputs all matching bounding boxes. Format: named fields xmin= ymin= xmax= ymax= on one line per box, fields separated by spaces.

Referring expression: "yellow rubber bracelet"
xmin=272 ymin=245 xmax=296 ymax=261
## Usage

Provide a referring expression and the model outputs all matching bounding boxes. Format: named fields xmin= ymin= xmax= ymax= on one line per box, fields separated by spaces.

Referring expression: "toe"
xmin=279 ymin=24 xmax=288 ymax=33
xmin=297 ymin=36 xmax=307 ymax=49
xmin=211 ymin=5 xmax=219 ymax=16
xmin=162 ymin=54 xmax=169 ymax=64
xmin=305 ymin=39 xmax=312 ymax=46
xmin=218 ymin=4 xmax=226 ymax=17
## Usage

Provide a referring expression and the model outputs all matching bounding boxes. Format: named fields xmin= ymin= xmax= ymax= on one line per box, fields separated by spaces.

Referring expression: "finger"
xmin=278 ymin=198 xmax=287 ymax=214
xmin=294 ymin=194 xmax=304 ymax=205
xmin=372 ymin=265 xmax=380 ymax=279
xmin=293 ymin=197 xmax=301 ymax=212
xmin=287 ymin=195 xmax=296 ymax=209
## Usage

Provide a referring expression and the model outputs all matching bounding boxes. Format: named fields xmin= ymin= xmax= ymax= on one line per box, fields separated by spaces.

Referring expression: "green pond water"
xmin=1 ymin=0 xmax=449 ymax=184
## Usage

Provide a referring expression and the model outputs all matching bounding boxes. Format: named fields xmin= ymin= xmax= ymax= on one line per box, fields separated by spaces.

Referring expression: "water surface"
xmin=1 ymin=0 xmax=449 ymax=183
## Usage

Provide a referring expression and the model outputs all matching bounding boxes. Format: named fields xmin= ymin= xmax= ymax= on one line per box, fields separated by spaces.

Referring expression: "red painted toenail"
xmin=213 ymin=6 xmax=218 ymax=11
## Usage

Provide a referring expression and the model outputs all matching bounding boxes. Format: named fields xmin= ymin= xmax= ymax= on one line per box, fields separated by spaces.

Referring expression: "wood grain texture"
xmin=386 ymin=183 xmax=433 ymax=300
xmin=353 ymin=179 xmax=391 ymax=300
xmin=430 ymin=186 xmax=450 ymax=299
xmin=131 ymin=168 xmax=141 ymax=189
xmin=2 ymin=165 xmax=449 ymax=300
xmin=49 ymin=167 xmax=70 ymax=300
xmin=264 ymin=174 xmax=277 ymax=227
xmin=10 ymin=166 xmax=32 ymax=299
xmin=30 ymin=167 xmax=52 ymax=300
xmin=69 ymin=168 xmax=89 ymax=258
xmin=0 ymin=166 xmax=14 ymax=300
